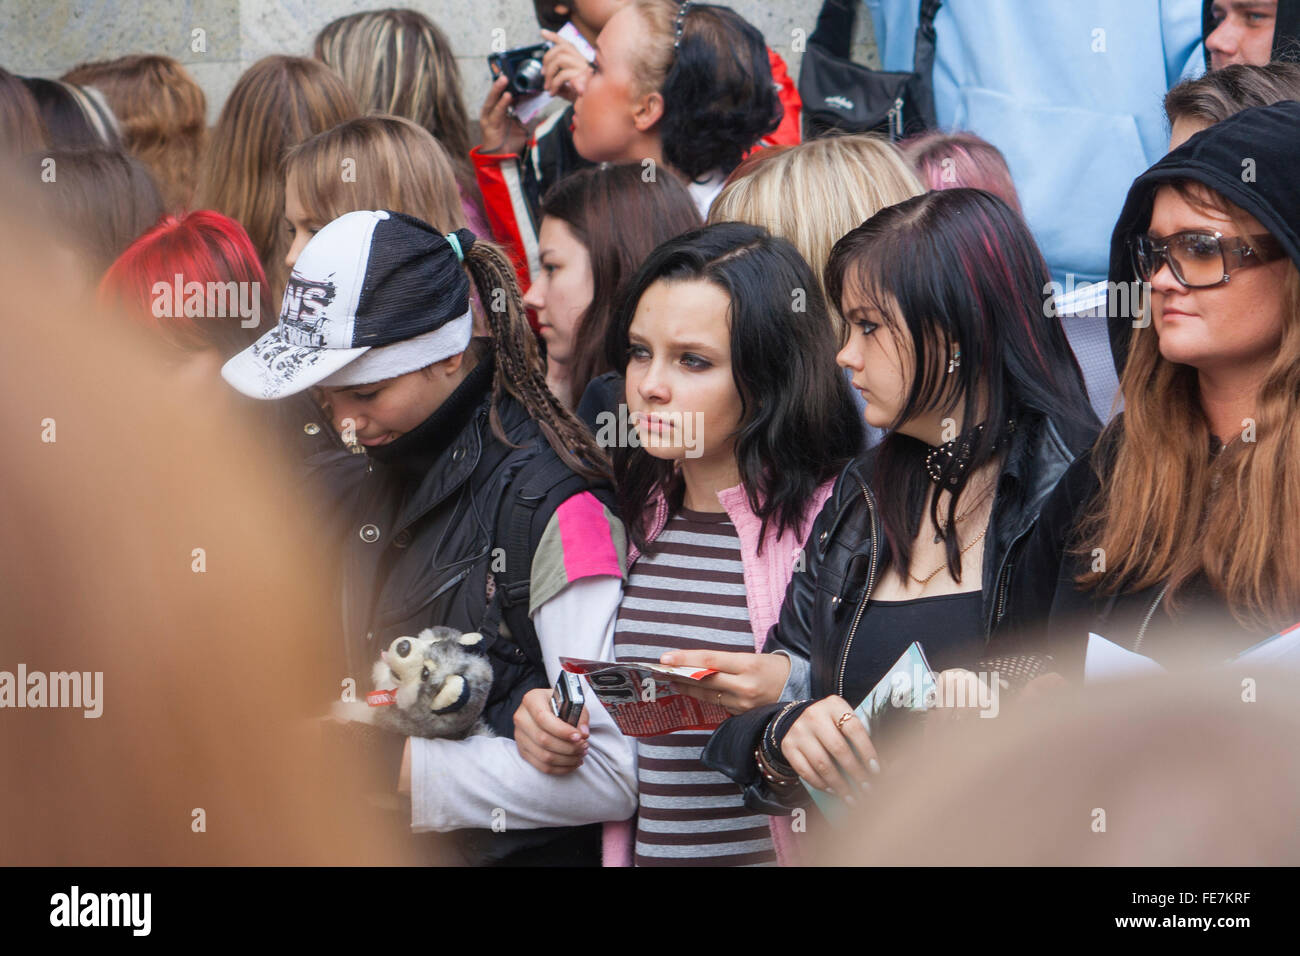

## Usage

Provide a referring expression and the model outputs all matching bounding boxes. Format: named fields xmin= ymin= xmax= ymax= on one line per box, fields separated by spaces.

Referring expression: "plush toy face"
xmin=375 ymin=634 xmax=436 ymax=689
xmin=372 ymin=627 xmax=488 ymax=714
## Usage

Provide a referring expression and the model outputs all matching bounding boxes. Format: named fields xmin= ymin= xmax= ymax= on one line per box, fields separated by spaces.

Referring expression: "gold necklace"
xmin=908 ymin=525 xmax=989 ymax=586
xmin=931 ymin=484 xmax=995 ymax=543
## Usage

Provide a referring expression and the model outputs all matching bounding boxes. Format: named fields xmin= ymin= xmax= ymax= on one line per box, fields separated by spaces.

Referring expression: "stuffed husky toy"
xmin=335 ymin=626 xmax=493 ymax=739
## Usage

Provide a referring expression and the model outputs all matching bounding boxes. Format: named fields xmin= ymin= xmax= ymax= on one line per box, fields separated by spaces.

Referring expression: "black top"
xmin=843 ymin=590 xmax=984 ymax=706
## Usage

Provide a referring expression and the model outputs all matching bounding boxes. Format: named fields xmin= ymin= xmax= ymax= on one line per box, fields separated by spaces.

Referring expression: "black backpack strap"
xmin=912 ymin=0 xmax=944 ymax=130
xmin=491 ymin=446 xmax=615 ymax=670
xmin=809 ymin=0 xmax=856 ymax=60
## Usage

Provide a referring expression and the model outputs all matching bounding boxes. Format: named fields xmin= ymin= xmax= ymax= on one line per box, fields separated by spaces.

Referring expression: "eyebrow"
xmin=627 ymin=330 xmax=717 ymax=351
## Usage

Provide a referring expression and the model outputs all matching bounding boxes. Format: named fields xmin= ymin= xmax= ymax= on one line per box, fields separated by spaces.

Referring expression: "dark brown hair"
xmin=540 ymin=163 xmax=702 ymax=398
xmin=465 ymin=237 xmax=612 ymax=481
xmin=21 ymin=76 xmax=121 ymax=148
xmin=196 ymin=56 xmax=359 ymax=295
xmin=23 ymin=146 xmax=165 ymax=276
xmin=0 ymin=66 xmax=45 ymax=155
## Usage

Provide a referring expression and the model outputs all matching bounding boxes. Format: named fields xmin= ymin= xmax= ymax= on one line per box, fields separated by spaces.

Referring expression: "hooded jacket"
xmin=1005 ymin=101 xmax=1300 ymax=676
xmin=866 ymin=0 xmax=1203 ymax=285
xmin=1106 ymin=99 xmax=1300 ymax=375
xmin=1202 ymin=0 xmax=1300 ymax=68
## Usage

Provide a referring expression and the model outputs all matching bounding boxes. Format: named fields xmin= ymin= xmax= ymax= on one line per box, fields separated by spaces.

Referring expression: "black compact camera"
xmin=488 ymin=42 xmax=553 ymax=97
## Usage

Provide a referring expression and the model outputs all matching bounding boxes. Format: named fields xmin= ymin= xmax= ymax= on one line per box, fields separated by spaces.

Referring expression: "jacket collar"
xmin=366 ymin=356 xmax=495 ymax=482
xmin=375 ymin=365 xmax=538 ymax=534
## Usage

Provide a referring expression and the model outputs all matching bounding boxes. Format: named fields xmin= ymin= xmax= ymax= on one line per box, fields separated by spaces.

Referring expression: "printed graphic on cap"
xmin=246 ymin=336 xmax=335 ymax=398
xmin=280 ymin=271 xmax=339 ymax=348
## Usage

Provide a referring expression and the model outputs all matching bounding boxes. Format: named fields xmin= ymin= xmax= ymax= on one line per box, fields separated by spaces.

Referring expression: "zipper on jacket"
xmin=837 ymin=478 xmax=879 ymax=699
xmin=992 ymin=529 xmax=1030 ymax=632
xmin=377 ymin=565 xmax=474 ymax=631
xmin=1132 ymin=582 xmax=1169 ymax=655
xmin=887 ymin=97 xmax=904 ymax=139
xmin=993 ymin=560 xmax=1014 ymax=629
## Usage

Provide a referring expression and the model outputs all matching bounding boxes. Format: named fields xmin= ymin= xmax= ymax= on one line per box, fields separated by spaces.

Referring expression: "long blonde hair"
xmin=708 ymin=134 xmax=925 ymax=332
xmin=284 ymin=115 xmax=465 ymax=234
xmin=196 ymin=56 xmax=359 ymax=294
xmin=1076 ymin=182 xmax=1300 ymax=631
xmin=313 ymin=9 xmax=479 ymax=211
xmin=62 ymin=54 xmax=207 ymax=210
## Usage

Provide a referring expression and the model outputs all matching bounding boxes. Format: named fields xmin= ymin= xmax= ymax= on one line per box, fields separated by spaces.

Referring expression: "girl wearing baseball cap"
xmin=223 ymin=211 xmax=635 ymax=866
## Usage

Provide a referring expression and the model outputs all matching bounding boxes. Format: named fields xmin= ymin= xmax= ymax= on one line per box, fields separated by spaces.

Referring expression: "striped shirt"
xmin=613 ymin=508 xmax=776 ymax=867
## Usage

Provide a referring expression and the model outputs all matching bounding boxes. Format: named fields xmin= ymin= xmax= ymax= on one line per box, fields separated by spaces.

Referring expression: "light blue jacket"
xmin=865 ymin=0 xmax=1204 ymax=284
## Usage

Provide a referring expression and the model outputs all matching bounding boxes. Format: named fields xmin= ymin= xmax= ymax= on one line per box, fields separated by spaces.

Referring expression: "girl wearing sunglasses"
xmin=999 ymin=101 xmax=1300 ymax=676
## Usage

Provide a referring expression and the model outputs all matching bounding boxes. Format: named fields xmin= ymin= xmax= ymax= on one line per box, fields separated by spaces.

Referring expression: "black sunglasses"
xmin=1130 ymin=230 xmax=1286 ymax=288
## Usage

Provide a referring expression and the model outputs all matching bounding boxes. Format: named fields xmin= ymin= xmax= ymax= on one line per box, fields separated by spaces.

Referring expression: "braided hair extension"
xmin=464 ymin=240 xmax=611 ymax=482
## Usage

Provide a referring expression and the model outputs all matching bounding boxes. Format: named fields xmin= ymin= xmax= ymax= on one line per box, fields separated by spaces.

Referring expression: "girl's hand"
xmin=780 ymin=695 xmax=879 ymax=801
xmin=660 ymin=649 xmax=791 ymax=714
xmin=540 ymin=29 xmax=592 ymax=101
xmin=512 ymin=686 xmax=590 ymax=774
xmin=479 ymin=74 xmax=528 ymax=155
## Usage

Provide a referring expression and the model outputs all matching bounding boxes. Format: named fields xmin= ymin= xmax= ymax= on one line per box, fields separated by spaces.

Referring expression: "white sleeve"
xmin=409 ymin=574 xmax=637 ymax=831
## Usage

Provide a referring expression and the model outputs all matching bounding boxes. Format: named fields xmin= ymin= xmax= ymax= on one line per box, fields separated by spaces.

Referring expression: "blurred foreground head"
xmin=0 ymin=180 xmax=427 ymax=865
xmin=813 ymin=668 xmax=1300 ymax=865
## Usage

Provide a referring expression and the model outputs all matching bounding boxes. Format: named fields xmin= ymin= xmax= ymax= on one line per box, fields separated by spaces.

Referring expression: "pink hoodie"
xmin=602 ymin=478 xmax=835 ymax=867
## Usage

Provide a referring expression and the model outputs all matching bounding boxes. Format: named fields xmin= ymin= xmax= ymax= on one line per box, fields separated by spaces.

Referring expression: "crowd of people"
xmin=4 ymin=0 xmax=1299 ymax=867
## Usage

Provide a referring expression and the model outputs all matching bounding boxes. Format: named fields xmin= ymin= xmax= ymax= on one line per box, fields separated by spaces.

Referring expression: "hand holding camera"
xmin=539 ymin=29 xmax=593 ymax=102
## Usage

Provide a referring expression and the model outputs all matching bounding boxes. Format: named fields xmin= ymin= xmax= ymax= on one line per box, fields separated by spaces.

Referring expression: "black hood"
xmin=1202 ymin=0 xmax=1300 ymax=68
xmin=1105 ymin=99 xmax=1300 ymax=375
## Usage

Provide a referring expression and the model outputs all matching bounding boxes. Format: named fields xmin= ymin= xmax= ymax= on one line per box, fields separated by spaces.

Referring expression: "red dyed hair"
xmin=100 ymin=210 xmax=276 ymax=358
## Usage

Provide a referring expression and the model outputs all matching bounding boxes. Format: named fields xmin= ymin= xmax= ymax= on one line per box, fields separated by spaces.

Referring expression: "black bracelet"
xmin=761 ymin=701 xmax=805 ymax=777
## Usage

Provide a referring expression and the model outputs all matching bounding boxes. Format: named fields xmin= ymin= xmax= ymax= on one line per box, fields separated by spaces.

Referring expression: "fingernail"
xmin=570 ymin=733 xmax=581 ymax=741
xmin=843 ymin=793 xmax=857 ymax=807
xmin=825 ymin=787 xmax=836 ymax=797
xmin=857 ymin=779 xmax=872 ymax=792
xmin=867 ymin=758 xmax=881 ymax=775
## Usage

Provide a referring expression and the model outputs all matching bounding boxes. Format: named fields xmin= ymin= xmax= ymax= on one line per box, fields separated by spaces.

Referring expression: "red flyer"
xmin=559 ymin=657 xmax=728 ymax=737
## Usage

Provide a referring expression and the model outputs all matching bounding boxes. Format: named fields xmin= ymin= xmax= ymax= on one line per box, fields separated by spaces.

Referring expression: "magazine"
xmin=802 ymin=641 xmax=937 ymax=819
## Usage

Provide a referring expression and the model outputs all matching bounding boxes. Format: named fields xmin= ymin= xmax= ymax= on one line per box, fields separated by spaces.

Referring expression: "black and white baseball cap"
xmin=222 ymin=210 xmax=476 ymax=399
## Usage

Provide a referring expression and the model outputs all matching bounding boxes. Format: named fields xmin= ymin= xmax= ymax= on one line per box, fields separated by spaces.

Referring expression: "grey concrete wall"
xmin=1 ymin=0 xmax=878 ymax=128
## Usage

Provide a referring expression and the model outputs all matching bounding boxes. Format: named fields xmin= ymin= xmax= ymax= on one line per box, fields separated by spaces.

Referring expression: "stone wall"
xmin=1 ymin=0 xmax=878 ymax=127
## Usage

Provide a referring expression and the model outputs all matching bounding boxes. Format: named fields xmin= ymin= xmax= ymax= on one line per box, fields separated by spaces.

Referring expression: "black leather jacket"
xmin=701 ymin=413 xmax=1092 ymax=814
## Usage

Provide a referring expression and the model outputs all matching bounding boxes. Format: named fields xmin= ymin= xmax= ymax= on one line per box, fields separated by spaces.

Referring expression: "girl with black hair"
xmin=701 ymin=188 xmax=1099 ymax=815
xmin=511 ymin=222 xmax=864 ymax=865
